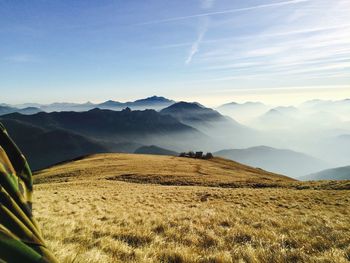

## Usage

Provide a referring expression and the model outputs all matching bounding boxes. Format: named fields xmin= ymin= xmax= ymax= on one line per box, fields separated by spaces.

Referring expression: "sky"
xmin=0 ymin=0 xmax=350 ymax=106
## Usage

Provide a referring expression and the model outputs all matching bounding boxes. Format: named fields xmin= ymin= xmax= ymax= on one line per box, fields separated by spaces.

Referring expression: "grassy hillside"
xmin=34 ymin=153 xmax=294 ymax=187
xmin=33 ymin=154 xmax=350 ymax=263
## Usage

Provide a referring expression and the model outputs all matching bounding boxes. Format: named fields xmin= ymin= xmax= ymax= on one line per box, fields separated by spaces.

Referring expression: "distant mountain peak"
xmin=160 ymin=101 xmax=229 ymax=125
xmin=243 ymin=101 xmax=265 ymax=105
xmin=265 ymin=108 xmax=282 ymax=115
xmin=145 ymin=95 xmax=169 ymax=101
xmin=220 ymin=102 xmax=239 ymax=107
xmin=133 ymin=96 xmax=174 ymax=104
xmin=218 ymin=101 xmax=267 ymax=110
xmin=249 ymin=145 xmax=275 ymax=151
xmin=164 ymin=101 xmax=204 ymax=110
xmin=99 ymin=100 xmax=122 ymax=107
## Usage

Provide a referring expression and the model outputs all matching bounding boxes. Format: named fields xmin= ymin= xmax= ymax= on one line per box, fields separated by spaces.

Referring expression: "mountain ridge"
xmin=9 ymin=96 xmax=175 ymax=112
xmin=35 ymin=153 xmax=296 ymax=187
xmin=1 ymin=108 xmax=200 ymax=139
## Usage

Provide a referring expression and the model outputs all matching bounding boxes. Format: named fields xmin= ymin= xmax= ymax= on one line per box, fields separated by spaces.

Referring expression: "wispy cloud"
xmin=185 ymin=18 xmax=209 ymax=65
xmin=138 ymin=0 xmax=309 ymax=25
xmin=5 ymin=54 xmax=40 ymax=63
xmin=182 ymin=0 xmax=350 ymax=85
xmin=157 ymin=24 xmax=350 ymax=50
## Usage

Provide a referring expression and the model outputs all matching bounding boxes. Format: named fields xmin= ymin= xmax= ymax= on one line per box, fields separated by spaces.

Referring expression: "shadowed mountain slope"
xmin=0 ymin=108 xmax=210 ymax=169
xmin=1 ymin=108 xmax=201 ymax=141
xmin=134 ymin=145 xmax=178 ymax=156
xmin=0 ymin=119 xmax=111 ymax=170
xmin=160 ymin=101 xmax=226 ymax=124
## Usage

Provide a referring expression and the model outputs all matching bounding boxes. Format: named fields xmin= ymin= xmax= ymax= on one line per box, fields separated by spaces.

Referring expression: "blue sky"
xmin=0 ymin=0 xmax=349 ymax=106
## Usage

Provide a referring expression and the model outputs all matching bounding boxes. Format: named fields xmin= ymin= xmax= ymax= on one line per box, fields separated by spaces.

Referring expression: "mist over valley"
xmin=1 ymin=96 xmax=349 ymax=180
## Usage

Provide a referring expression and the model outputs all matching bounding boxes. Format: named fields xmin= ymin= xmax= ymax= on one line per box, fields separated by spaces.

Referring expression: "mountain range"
xmin=0 ymin=106 xmax=206 ymax=169
xmin=217 ymin=99 xmax=350 ymax=130
xmin=1 ymin=96 xmax=349 ymax=179
xmin=2 ymin=107 xmax=199 ymax=140
xmin=9 ymin=96 xmax=175 ymax=113
xmin=0 ymin=105 xmax=42 ymax=116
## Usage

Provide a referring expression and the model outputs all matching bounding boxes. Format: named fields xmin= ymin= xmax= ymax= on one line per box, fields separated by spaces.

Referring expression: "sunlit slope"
xmin=33 ymin=154 xmax=350 ymax=263
xmin=34 ymin=153 xmax=294 ymax=187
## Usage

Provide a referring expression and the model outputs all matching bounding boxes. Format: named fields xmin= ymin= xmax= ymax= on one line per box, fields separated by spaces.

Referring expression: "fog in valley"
xmin=1 ymin=97 xmax=349 ymax=180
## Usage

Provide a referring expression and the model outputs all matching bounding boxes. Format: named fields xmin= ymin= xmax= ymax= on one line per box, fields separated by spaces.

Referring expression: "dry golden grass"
xmin=34 ymin=154 xmax=294 ymax=186
xmin=33 ymin=154 xmax=350 ymax=263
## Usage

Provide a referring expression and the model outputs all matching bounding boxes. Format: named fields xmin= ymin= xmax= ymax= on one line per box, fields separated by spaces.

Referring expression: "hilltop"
xmin=34 ymin=153 xmax=294 ymax=187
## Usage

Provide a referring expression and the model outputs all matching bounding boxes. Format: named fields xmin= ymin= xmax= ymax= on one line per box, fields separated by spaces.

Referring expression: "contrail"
xmin=186 ymin=26 xmax=207 ymax=64
xmin=137 ymin=0 xmax=309 ymax=25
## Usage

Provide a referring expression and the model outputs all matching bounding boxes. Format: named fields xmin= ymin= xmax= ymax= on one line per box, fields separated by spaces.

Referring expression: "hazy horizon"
xmin=3 ymin=92 xmax=350 ymax=109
